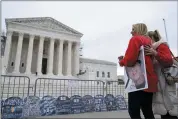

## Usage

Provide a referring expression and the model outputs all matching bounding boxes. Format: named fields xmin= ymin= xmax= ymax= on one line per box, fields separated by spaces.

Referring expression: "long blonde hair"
xmin=132 ymin=23 xmax=148 ymax=35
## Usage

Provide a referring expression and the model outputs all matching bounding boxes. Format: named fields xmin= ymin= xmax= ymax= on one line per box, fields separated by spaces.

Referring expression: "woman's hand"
xmin=118 ymin=56 xmax=124 ymax=61
xmin=118 ymin=56 xmax=124 ymax=67
xmin=144 ymin=45 xmax=157 ymax=56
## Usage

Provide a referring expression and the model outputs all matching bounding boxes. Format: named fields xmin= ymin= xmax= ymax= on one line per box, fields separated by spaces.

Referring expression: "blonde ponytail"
xmin=147 ymin=30 xmax=161 ymax=42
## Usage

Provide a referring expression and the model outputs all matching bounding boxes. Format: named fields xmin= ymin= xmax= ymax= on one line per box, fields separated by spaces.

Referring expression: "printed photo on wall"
xmin=124 ymin=46 xmax=148 ymax=93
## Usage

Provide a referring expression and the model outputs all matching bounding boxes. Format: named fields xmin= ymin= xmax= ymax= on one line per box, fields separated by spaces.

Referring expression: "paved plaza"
xmin=35 ymin=111 xmax=161 ymax=119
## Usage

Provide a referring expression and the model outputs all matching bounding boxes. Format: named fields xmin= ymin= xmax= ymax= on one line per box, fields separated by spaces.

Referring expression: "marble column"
xmin=47 ymin=38 xmax=55 ymax=75
xmin=57 ymin=40 xmax=64 ymax=76
xmin=74 ymin=42 xmax=80 ymax=76
xmin=66 ymin=41 xmax=72 ymax=76
xmin=37 ymin=36 xmax=44 ymax=75
xmin=25 ymin=34 xmax=35 ymax=74
xmin=4 ymin=31 xmax=13 ymax=73
xmin=13 ymin=32 xmax=24 ymax=73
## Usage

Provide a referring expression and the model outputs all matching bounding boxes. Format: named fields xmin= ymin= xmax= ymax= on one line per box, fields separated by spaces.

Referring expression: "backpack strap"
xmin=170 ymin=50 xmax=178 ymax=62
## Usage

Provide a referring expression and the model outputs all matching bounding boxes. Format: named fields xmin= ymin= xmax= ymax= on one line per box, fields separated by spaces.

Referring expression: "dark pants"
xmin=161 ymin=113 xmax=178 ymax=119
xmin=128 ymin=90 xmax=155 ymax=119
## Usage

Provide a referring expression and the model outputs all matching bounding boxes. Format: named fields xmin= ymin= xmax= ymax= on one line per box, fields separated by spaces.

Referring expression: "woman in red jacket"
xmin=144 ymin=30 xmax=178 ymax=119
xmin=118 ymin=23 xmax=158 ymax=119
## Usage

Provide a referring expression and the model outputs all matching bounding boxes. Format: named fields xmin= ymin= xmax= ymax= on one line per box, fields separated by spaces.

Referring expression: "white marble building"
xmin=1 ymin=17 xmax=117 ymax=81
xmin=2 ymin=17 xmax=82 ymax=78
xmin=78 ymin=58 xmax=117 ymax=81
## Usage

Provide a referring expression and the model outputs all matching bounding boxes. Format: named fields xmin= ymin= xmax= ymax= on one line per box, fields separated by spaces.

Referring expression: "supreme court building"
xmin=2 ymin=17 xmax=83 ymax=78
xmin=1 ymin=17 xmax=118 ymax=98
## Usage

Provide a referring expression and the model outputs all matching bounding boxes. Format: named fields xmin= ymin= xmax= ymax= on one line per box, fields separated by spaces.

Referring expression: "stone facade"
xmin=2 ymin=17 xmax=82 ymax=78
xmin=78 ymin=58 xmax=117 ymax=81
xmin=1 ymin=17 xmax=117 ymax=82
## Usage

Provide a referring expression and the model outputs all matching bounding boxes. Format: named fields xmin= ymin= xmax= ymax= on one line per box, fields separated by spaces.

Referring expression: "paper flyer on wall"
xmin=124 ymin=46 xmax=148 ymax=93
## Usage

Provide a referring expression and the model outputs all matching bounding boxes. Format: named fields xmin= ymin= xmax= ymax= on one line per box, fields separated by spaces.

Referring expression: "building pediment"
xmin=5 ymin=17 xmax=83 ymax=37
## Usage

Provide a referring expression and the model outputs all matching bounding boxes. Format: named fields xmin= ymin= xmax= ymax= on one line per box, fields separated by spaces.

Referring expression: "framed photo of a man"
xmin=124 ymin=46 xmax=148 ymax=93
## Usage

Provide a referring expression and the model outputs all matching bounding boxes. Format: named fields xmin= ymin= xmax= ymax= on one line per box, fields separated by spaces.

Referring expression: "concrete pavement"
xmin=35 ymin=111 xmax=161 ymax=119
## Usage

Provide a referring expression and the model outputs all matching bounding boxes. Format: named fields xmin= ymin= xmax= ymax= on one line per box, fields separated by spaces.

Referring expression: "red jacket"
xmin=155 ymin=44 xmax=173 ymax=68
xmin=119 ymin=35 xmax=158 ymax=93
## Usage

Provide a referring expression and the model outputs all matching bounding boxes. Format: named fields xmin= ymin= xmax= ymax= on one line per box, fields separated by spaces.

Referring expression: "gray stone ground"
xmin=34 ymin=111 xmax=161 ymax=119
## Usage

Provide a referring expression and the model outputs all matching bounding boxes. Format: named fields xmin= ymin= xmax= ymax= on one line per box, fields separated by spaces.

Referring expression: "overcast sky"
xmin=2 ymin=1 xmax=178 ymax=75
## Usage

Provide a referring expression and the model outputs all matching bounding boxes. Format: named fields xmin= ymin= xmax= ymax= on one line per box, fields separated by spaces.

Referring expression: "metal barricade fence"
xmin=1 ymin=75 xmax=30 ymax=100
xmin=34 ymin=78 xmax=105 ymax=98
xmin=1 ymin=76 xmax=128 ymax=101
xmin=105 ymin=80 xmax=128 ymax=103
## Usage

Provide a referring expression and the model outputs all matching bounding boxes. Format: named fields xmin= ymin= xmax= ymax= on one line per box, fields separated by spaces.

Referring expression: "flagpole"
xmin=163 ymin=18 xmax=168 ymax=43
